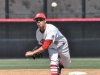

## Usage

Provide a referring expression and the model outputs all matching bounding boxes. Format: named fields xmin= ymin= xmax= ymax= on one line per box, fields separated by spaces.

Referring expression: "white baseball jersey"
xmin=36 ymin=23 xmax=69 ymax=50
xmin=36 ymin=23 xmax=71 ymax=68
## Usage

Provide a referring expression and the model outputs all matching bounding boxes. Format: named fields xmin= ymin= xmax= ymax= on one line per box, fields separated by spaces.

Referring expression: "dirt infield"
xmin=0 ymin=69 xmax=100 ymax=75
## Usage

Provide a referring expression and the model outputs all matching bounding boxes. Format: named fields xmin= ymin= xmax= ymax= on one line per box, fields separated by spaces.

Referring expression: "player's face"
xmin=35 ymin=18 xmax=46 ymax=28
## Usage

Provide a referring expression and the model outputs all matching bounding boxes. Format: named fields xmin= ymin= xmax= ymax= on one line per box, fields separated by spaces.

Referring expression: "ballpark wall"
xmin=0 ymin=20 xmax=100 ymax=58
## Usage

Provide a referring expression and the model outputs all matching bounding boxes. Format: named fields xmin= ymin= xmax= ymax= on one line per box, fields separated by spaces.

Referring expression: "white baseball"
xmin=51 ymin=2 xmax=57 ymax=7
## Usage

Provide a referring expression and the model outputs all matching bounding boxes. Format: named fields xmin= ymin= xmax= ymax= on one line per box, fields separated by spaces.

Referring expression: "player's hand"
xmin=25 ymin=51 xmax=34 ymax=57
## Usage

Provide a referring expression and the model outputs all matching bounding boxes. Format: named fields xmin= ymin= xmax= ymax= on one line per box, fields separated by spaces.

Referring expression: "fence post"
xmin=5 ymin=0 xmax=9 ymax=18
xmin=82 ymin=0 xmax=86 ymax=18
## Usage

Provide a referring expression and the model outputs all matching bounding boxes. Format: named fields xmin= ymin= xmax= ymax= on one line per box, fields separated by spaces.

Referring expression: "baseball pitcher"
xmin=25 ymin=13 xmax=71 ymax=75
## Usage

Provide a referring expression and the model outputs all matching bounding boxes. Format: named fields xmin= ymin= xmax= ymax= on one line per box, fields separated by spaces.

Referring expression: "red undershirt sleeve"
xmin=42 ymin=40 xmax=52 ymax=50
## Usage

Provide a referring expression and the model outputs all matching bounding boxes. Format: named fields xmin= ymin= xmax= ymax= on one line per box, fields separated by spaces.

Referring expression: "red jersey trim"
xmin=42 ymin=40 xmax=52 ymax=50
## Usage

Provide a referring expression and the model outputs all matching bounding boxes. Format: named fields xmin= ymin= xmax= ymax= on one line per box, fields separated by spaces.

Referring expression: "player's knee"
xmin=64 ymin=61 xmax=71 ymax=68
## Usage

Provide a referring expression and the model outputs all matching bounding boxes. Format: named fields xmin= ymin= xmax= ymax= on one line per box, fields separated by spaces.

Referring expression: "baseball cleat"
xmin=58 ymin=64 xmax=64 ymax=75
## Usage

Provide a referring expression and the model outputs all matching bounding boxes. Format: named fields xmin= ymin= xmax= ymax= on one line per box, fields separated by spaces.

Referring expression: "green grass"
xmin=0 ymin=58 xmax=100 ymax=69
xmin=70 ymin=58 xmax=100 ymax=69
xmin=0 ymin=59 xmax=50 ymax=69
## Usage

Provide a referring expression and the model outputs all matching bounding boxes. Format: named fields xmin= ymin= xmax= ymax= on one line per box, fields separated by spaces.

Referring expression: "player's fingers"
xmin=25 ymin=51 xmax=33 ymax=57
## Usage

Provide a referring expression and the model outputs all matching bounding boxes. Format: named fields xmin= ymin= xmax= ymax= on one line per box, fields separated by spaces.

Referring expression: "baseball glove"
xmin=31 ymin=44 xmax=43 ymax=59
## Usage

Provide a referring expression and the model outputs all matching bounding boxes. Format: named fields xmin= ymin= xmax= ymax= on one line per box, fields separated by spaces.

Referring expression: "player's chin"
xmin=38 ymin=25 xmax=41 ymax=28
xmin=38 ymin=25 xmax=43 ymax=28
xmin=37 ymin=24 xmax=41 ymax=27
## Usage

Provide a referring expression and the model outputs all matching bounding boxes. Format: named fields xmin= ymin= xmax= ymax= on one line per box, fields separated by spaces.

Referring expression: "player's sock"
xmin=50 ymin=65 xmax=58 ymax=75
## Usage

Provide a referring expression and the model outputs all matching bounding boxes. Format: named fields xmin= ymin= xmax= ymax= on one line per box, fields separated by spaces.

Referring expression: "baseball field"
xmin=0 ymin=58 xmax=100 ymax=75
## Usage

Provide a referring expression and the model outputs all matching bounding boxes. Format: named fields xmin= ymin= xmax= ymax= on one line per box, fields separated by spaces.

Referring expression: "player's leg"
xmin=58 ymin=48 xmax=71 ymax=68
xmin=48 ymin=48 xmax=59 ymax=75
xmin=57 ymin=48 xmax=71 ymax=75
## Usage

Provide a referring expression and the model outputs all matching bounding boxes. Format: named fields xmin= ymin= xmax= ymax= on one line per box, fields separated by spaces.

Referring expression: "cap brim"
xmin=34 ymin=17 xmax=45 ymax=20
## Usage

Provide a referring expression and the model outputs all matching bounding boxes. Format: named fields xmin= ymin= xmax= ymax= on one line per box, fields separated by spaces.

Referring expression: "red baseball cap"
xmin=34 ymin=13 xmax=46 ymax=20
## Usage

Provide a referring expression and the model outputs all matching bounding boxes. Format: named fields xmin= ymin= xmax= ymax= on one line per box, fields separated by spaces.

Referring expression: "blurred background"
xmin=0 ymin=0 xmax=100 ymax=18
xmin=0 ymin=0 xmax=100 ymax=59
